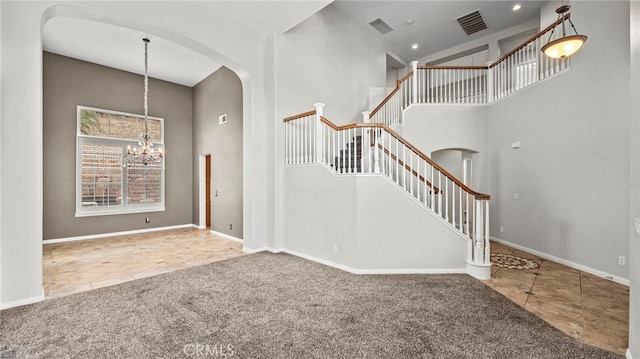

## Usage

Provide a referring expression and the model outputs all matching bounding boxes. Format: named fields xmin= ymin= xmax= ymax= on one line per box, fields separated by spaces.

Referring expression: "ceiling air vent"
xmin=455 ymin=10 xmax=487 ymax=36
xmin=369 ymin=18 xmax=393 ymax=35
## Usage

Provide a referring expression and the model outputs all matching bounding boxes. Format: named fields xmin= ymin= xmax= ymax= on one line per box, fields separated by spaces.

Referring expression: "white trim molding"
xmin=491 ymin=237 xmax=630 ymax=286
xmin=1 ymin=288 xmax=44 ymax=310
xmin=242 ymin=246 xmax=269 ymax=254
xmin=43 ymin=224 xmax=196 ymax=244
xmin=276 ymin=248 xmax=466 ymax=275
xmin=210 ymin=230 xmax=243 ymax=244
xmin=240 ymin=246 xmax=467 ymax=275
xmin=627 ymin=349 xmax=632 ymax=359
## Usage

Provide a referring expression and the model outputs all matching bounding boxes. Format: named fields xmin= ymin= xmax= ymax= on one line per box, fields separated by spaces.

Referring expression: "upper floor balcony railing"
xmin=369 ymin=14 xmax=572 ymax=127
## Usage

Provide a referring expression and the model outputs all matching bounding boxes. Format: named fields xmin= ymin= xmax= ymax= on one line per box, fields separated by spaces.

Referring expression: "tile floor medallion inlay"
xmin=490 ymin=253 xmax=540 ymax=270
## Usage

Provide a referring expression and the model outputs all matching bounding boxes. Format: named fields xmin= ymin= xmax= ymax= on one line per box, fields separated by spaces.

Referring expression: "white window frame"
xmin=75 ymin=105 xmax=165 ymax=217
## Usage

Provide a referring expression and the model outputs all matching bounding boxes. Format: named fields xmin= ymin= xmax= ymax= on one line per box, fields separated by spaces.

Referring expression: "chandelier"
xmin=124 ymin=38 xmax=164 ymax=166
xmin=541 ymin=5 xmax=587 ymax=59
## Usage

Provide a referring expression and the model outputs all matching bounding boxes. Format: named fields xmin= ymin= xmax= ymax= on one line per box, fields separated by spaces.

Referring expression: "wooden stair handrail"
xmin=418 ymin=65 xmax=488 ymax=70
xmin=490 ymin=13 xmax=569 ymax=68
xmin=369 ymin=71 xmax=414 ymax=118
xmin=317 ymin=116 xmax=490 ymax=200
xmin=283 ymin=110 xmax=316 ymax=122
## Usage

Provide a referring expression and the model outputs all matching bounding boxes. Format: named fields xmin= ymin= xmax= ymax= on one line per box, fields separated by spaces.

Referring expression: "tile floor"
xmin=43 ymin=228 xmax=244 ymax=298
xmin=43 ymin=230 xmax=629 ymax=355
xmin=483 ymin=241 xmax=629 ymax=355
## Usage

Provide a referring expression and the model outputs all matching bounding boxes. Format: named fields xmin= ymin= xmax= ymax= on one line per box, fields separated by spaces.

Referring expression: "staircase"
xmin=283 ymin=106 xmax=491 ymax=279
xmin=280 ymin=15 xmax=576 ymax=280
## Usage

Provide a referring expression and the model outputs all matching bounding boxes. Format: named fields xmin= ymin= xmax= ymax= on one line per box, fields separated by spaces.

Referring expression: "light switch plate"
xmin=218 ymin=114 xmax=227 ymax=125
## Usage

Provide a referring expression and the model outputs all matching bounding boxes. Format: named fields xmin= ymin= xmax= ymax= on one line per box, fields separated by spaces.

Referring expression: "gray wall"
xmin=43 ymin=52 xmax=193 ymax=239
xmin=487 ymin=1 xmax=630 ymax=280
xmin=192 ymin=67 xmax=243 ymax=238
xmin=275 ymin=5 xmax=387 ymax=124
xmin=629 ymin=1 xmax=639 ymax=356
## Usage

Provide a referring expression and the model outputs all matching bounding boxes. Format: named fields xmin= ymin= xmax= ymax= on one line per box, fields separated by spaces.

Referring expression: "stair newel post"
xmin=411 ymin=61 xmax=418 ymax=106
xmin=484 ymin=200 xmax=490 ymax=265
xmin=473 ymin=197 xmax=484 ymax=263
xmin=314 ymin=103 xmax=324 ymax=164
xmin=410 ymin=61 xmax=418 ymax=125
xmin=361 ymin=111 xmax=369 ymax=172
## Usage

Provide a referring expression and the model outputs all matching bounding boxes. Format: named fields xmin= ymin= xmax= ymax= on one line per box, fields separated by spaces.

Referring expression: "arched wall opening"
xmin=431 ymin=148 xmax=480 ymax=190
xmin=40 ymin=5 xmax=254 ymax=244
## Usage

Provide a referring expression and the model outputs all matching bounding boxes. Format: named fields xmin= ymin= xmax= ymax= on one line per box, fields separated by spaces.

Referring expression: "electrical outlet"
xmin=229 ymin=224 xmax=233 ymax=230
xmin=218 ymin=114 xmax=227 ymax=125
xmin=513 ymin=192 xmax=519 ymax=200
xmin=145 ymin=217 xmax=150 ymax=223
xmin=332 ymin=245 xmax=338 ymax=253
xmin=618 ymin=256 xmax=625 ymax=266
xmin=500 ymin=226 xmax=504 ymax=233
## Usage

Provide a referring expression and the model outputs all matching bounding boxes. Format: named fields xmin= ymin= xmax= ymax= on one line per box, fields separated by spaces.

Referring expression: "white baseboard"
xmin=242 ymin=246 xmax=269 ymax=254
xmin=209 ymin=230 xmax=243 ymax=244
xmin=43 ymin=224 xmax=197 ymax=244
xmin=491 ymin=236 xmax=630 ymax=286
xmin=627 ymin=349 xmax=633 ymax=359
xmin=273 ymin=248 xmax=466 ymax=275
xmin=1 ymin=288 xmax=44 ymax=310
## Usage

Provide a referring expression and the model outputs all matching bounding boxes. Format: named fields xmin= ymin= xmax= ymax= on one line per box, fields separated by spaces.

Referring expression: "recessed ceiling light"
xmin=411 ymin=43 xmax=419 ymax=50
xmin=512 ymin=4 xmax=522 ymax=11
xmin=406 ymin=19 xmax=414 ymax=25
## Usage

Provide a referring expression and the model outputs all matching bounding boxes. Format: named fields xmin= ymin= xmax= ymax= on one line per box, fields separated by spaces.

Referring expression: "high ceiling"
xmin=42 ymin=1 xmax=331 ymax=87
xmin=43 ymin=17 xmax=222 ymax=87
xmin=42 ymin=1 xmax=546 ymax=86
xmin=331 ymin=0 xmax=546 ymax=63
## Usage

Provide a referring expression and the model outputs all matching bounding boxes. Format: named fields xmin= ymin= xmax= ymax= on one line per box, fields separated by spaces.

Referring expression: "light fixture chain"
xmin=124 ymin=37 xmax=163 ymax=166
xmin=568 ymin=18 xmax=581 ymax=36
xmin=144 ymin=39 xmax=149 ymax=135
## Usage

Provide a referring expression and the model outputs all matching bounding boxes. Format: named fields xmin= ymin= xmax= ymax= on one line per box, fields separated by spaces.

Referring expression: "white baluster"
xmin=303 ymin=116 xmax=308 ymax=163
xmin=459 ymin=187 xmax=463 ymax=233
xmin=387 ymin=134 xmax=392 ymax=178
xmin=437 ymin=173 xmax=442 ymax=215
xmin=360 ymin=128 xmax=364 ymax=173
xmin=427 ymin=69 xmax=431 ymax=103
xmin=339 ymin=126 xmax=343 ymax=171
xmin=284 ymin=122 xmax=289 ymax=165
xmin=295 ymin=120 xmax=299 ymax=164
xmin=422 ymin=158 xmax=427 ymax=204
xmin=334 ymin=125 xmax=338 ymax=172
xmin=430 ymin=165 xmax=435 ymax=210
xmin=466 ymin=193 xmax=470 ymax=238
xmin=452 ymin=182 xmax=456 ymax=226
xmin=445 ymin=178 xmax=449 ymax=221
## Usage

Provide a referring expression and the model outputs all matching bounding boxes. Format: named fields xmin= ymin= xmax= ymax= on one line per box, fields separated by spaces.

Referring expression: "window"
xmin=76 ymin=106 xmax=165 ymax=216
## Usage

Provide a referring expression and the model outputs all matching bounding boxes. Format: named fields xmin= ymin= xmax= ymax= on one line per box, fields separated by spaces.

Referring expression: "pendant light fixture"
xmin=541 ymin=4 xmax=588 ymax=59
xmin=124 ymin=38 xmax=164 ymax=166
